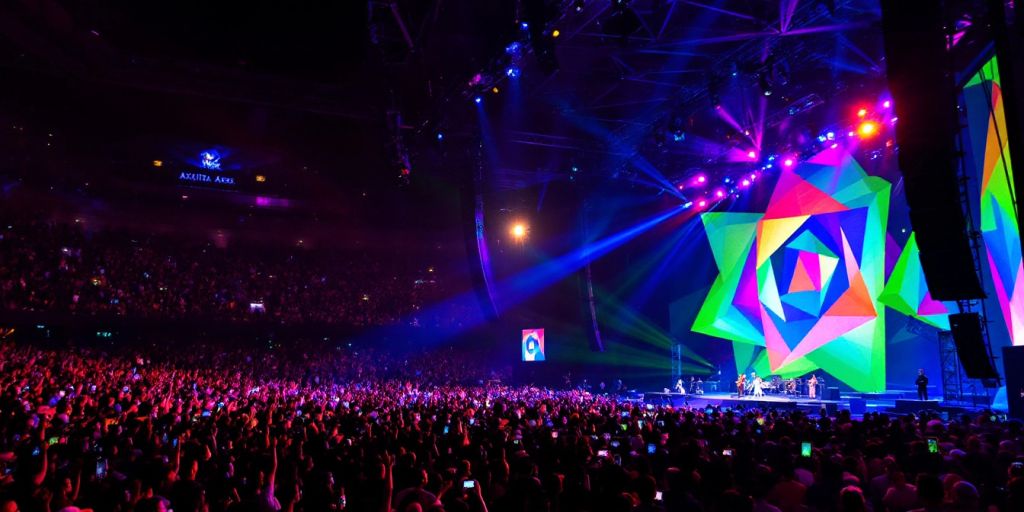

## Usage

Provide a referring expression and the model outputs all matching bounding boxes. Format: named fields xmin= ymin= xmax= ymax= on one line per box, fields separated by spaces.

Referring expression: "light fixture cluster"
xmin=678 ymin=95 xmax=897 ymax=211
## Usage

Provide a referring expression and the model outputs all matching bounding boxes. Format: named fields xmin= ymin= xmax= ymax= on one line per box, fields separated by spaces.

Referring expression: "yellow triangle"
xmin=756 ymin=216 xmax=810 ymax=267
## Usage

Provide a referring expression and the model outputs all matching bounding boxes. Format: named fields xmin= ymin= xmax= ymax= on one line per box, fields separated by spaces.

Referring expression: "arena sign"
xmin=177 ymin=149 xmax=236 ymax=187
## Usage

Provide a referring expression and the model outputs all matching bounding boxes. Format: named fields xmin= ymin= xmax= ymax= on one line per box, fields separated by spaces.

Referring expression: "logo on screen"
xmin=522 ymin=329 xmax=545 ymax=362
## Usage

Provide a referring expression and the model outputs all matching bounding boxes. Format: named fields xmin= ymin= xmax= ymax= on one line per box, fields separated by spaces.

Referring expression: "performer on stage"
xmin=736 ymin=373 xmax=746 ymax=397
xmin=674 ymin=378 xmax=686 ymax=394
xmin=808 ymin=374 xmax=819 ymax=399
xmin=916 ymin=369 xmax=929 ymax=400
xmin=752 ymin=372 xmax=764 ymax=397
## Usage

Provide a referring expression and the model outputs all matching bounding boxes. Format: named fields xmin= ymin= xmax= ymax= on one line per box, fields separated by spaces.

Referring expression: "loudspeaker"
xmin=949 ymin=313 xmax=999 ymax=379
xmin=825 ymin=387 xmax=840 ymax=401
xmin=1003 ymin=346 xmax=1024 ymax=420
xmin=880 ymin=0 xmax=984 ymax=300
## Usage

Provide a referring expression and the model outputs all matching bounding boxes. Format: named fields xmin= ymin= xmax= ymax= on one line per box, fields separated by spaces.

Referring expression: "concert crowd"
xmin=0 ymin=216 xmax=468 ymax=328
xmin=0 ymin=338 xmax=1021 ymax=512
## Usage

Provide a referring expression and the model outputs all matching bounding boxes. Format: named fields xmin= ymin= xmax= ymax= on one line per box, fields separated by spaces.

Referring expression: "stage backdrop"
xmin=962 ymin=55 xmax=1022 ymax=349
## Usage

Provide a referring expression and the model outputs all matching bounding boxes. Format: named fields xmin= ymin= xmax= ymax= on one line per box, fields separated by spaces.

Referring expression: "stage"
xmin=642 ymin=390 xmax=980 ymax=417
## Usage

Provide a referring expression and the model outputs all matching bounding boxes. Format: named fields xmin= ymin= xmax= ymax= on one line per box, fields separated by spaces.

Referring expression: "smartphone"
xmin=513 ymin=439 xmax=521 ymax=446
xmin=48 ymin=437 xmax=59 ymax=446
xmin=96 ymin=458 xmax=108 ymax=478
xmin=598 ymin=449 xmax=609 ymax=457
xmin=620 ymin=424 xmax=627 ymax=432
xmin=927 ymin=438 xmax=938 ymax=454
xmin=468 ymin=418 xmax=475 ymax=426
xmin=801 ymin=442 xmax=811 ymax=457
xmin=172 ymin=438 xmax=178 ymax=448
xmin=655 ymin=491 xmax=663 ymax=501
xmin=647 ymin=443 xmax=656 ymax=455
xmin=638 ymin=420 xmax=644 ymax=428
xmin=722 ymin=449 xmax=733 ymax=457
xmin=443 ymin=425 xmax=450 ymax=435
xmin=610 ymin=440 xmax=620 ymax=448
xmin=463 ymin=480 xmax=475 ymax=489
xmin=621 ymin=411 xmax=630 ymax=418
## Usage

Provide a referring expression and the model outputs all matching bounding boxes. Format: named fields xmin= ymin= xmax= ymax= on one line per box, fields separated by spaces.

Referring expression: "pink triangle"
xmin=764 ymin=171 xmax=849 ymax=219
xmin=799 ymin=250 xmax=821 ymax=290
xmin=789 ymin=257 xmax=816 ymax=293
xmin=917 ymin=290 xmax=947 ymax=316
xmin=783 ymin=315 xmax=874 ymax=366
xmin=761 ymin=306 xmax=791 ymax=372
xmin=733 ymin=251 xmax=760 ymax=319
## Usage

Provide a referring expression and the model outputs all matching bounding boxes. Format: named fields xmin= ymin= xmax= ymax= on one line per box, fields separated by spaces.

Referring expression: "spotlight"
xmin=574 ymin=0 xmax=585 ymax=11
xmin=511 ymin=223 xmax=528 ymax=239
xmin=552 ymin=29 xmax=560 ymax=38
xmin=857 ymin=108 xmax=868 ymax=118
xmin=436 ymin=132 xmax=444 ymax=141
xmin=750 ymin=173 xmax=757 ymax=181
xmin=474 ymin=96 xmax=482 ymax=104
xmin=783 ymin=158 xmax=794 ymax=167
xmin=818 ymin=134 xmax=827 ymax=143
xmin=747 ymin=150 xmax=758 ymax=160
xmin=857 ymin=120 xmax=879 ymax=137
xmin=741 ymin=179 xmax=751 ymax=187
xmin=697 ymin=200 xmax=708 ymax=209
xmin=696 ymin=175 xmax=707 ymax=184
xmin=492 ymin=86 xmax=500 ymax=94
xmin=506 ymin=67 xmax=520 ymax=78
xmin=715 ymin=189 xmax=725 ymax=198
xmin=826 ymin=131 xmax=835 ymax=140
xmin=505 ymin=42 xmax=521 ymax=54
xmin=883 ymin=100 xmax=891 ymax=109
xmin=520 ymin=22 xmax=529 ymax=30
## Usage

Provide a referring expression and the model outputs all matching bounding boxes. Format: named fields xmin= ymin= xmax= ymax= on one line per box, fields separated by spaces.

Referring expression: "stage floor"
xmin=642 ymin=391 xmax=966 ymax=416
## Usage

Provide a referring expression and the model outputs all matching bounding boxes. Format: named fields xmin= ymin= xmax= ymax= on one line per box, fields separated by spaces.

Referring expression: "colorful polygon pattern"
xmin=880 ymin=232 xmax=951 ymax=330
xmin=963 ymin=57 xmax=1024 ymax=346
xmin=693 ymin=148 xmax=891 ymax=392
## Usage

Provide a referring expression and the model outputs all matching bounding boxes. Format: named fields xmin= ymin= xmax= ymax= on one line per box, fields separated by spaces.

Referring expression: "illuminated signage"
xmin=179 ymin=172 xmax=235 ymax=185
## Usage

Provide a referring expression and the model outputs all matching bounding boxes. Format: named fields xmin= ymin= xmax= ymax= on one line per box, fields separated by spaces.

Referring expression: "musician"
xmin=808 ymin=374 xmax=819 ymax=399
xmin=695 ymin=376 xmax=704 ymax=395
xmin=752 ymin=372 xmax=764 ymax=397
xmin=674 ymin=378 xmax=686 ymax=394
xmin=916 ymin=369 xmax=929 ymax=400
xmin=736 ymin=373 xmax=747 ymax=397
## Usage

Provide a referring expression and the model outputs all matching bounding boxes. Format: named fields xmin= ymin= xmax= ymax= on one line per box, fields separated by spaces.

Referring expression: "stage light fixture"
xmin=715 ymin=189 xmax=725 ymax=198
xmin=857 ymin=108 xmax=868 ymax=118
xmin=255 ymin=175 xmax=267 ymax=183
xmin=492 ymin=86 xmax=500 ymax=94
xmin=574 ymin=0 xmax=585 ymax=12
xmin=511 ymin=223 xmax=528 ymax=239
xmin=474 ymin=96 xmax=482 ymax=104
xmin=506 ymin=67 xmax=520 ymax=78
xmin=697 ymin=200 xmax=708 ymax=209
xmin=747 ymin=150 xmax=758 ymax=160
xmin=857 ymin=120 xmax=879 ymax=137
xmin=152 ymin=160 xmax=163 ymax=167
xmin=741 ymin=179 xmax=750 ymax=187
xmin=552 ymin=29 xmax=560 ymax=38
xmin=882 ymin=100 xmax=891 ymax=109
xmin=437 ymin=132 xmax=444 ymax=141
xmin=783 ymin=158 xmax=794 ymax=167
